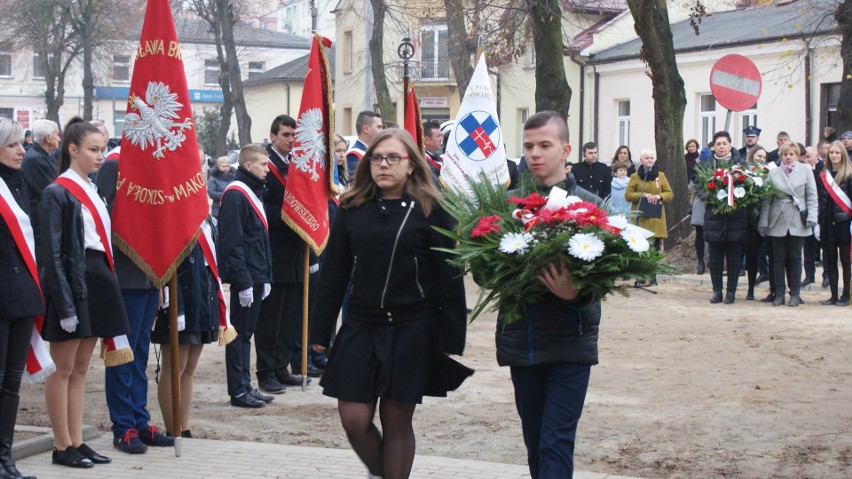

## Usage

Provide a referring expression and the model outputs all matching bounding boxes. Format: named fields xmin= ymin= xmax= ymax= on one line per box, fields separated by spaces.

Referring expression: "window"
xmin=343 ymin=107 xmax=352 ymax=135
xmin=524 ymin=42 xmax=535 ymax=69
xmin=113 ymin=55 xmax=131 ymax=82
xmin=113 ymin=110 xmax=126 ymax=137
xmin=33 ymin=53 xmax=54 ymax=80
xmin=0 ymin=108 xmax=12 ymax=120
xmin=822 ymin=83 xmax=841 ymax=135
xmin=517 ymin=107 xmax=529 ymax=156
xmin=343 ymin=31 xmax=353 ymax=74
xmin=617 ymin=100 xmax=630 ymax=147
xmin=204 ymin=59 xmax=219 ymax=86
xmin=699 ymin=94 xmax=717 ymax=147
xmin=248 ymin=61 xmax=264 ymax=78
xmin=420 ymin=24 xmax=449 ymax=80
xmin=0 ymin=43 xmax=11 ymax=77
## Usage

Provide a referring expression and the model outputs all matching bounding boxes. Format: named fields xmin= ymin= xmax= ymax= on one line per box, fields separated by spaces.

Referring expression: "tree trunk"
xmin=219 ymin=0 xmax=251 ymax=145
xmin=626 ymin=0 xmax=689 ymax=246
xmin=368 ymin=0 xmax=395 ymax=120
xmin=81 ymin=21 xmax=94 ymax=120
xmin=837 ymin=1 xmax=852 ymax=131
xmin=444 ymin=0 xmax=474 ymax=101
xmin=213 ymin=16 xmax=232 ymax=157
xmin=528 ymin=0 xmax=571 ymax=119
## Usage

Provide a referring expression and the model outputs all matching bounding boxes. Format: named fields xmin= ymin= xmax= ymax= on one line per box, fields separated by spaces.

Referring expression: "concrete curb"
xmin=12 ymin=424 xmax=100 ymax=460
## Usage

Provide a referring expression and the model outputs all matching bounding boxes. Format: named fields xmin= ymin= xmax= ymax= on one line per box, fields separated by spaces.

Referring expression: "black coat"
xmin=817 ymin=168 xmax=852 ymax=243
xmin=0 ymin=164 xmax=43 ymax=319
xmin=572 ymin=160 xmax=612 ymax=199
xmin=95 ymin=158 xmax=156 ymax=290
xmin=310 ymin=197 xmax=467 ymax=355
xmin=217 ymin=167 xmax=272 ymax=291
xmin=21 ymin=143 xmax=57 ymax=247
xmin=264 ymin=145 xmax=315 ymax=283
xmin=696 ymin=156 xmax=750 ymax=243
xmin=38 ymin=181 xmax=88 ymax=319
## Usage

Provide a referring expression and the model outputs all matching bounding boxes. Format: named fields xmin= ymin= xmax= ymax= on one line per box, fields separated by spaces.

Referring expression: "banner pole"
xmin=302 ymin=243 xmax=310 ymax=391
xmin=168 ymin=273 xmax=181 ymax=457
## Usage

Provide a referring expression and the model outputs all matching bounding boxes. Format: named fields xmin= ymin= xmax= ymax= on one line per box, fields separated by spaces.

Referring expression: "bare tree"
xmin=369 ymin=0 xmax=396 ymax=119
xmin=444 ymin=0 xmax=476 ymax=99
xmin=528 ymin=0 xmax=571 ymax=118
xmin=837 ymin=0 xmax=852 ymax=130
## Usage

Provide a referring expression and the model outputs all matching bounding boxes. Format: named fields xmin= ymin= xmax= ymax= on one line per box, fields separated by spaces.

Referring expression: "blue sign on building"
xmin=94 ymin=86 xmax=224 ymax=104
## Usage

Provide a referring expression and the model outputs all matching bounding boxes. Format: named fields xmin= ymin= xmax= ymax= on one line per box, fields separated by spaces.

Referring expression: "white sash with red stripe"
xmin=346 ymin=145 xmax=365 ymax=160
xmin=821 ymin=170 xmax=852 ymax=216
xmin=196 ymin=219 xmax=236 ymax=345
xmin=224 ymin=181 xmax=268 ymax=231
xmin=0 ymin=177 xmax=54 ymax=382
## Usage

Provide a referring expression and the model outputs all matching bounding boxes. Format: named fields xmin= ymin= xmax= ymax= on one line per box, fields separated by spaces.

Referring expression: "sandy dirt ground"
xmin=17 ymin=277 xmax=852 ymax=479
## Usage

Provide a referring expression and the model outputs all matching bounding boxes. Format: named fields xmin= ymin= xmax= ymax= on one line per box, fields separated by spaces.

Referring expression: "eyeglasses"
xmin=368 ymin=154 xmax=409 ymax=165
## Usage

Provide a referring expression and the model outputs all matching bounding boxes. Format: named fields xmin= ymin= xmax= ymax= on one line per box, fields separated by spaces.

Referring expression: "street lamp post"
xmin=398 ymin=36 xmax=414 ymax=122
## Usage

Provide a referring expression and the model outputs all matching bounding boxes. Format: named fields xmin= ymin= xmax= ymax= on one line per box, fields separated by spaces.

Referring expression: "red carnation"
xmin=722 ymin=176 xmax=729 ymax=185
xmin=708 ymin=181 xmax=717 ymax=190
xmin=508 ymin=192 xmax=547 ymax=210
xmin=471 ymin=215 xmax=502 ymax=238
xmin=737 ymin=175 xmax=745 ymax=183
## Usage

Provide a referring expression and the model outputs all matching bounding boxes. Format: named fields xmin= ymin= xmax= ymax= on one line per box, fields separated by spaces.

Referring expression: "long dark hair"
xmin=340 ymin=128 xmax=441 ymax=217
xmin=58 ymin=117 xmax=101 ymax=173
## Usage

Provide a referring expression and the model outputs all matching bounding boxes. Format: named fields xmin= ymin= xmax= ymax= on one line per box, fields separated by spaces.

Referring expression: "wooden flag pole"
xmin=168 ymin=273 xmax=181 ymax=456
xmin=301 ymin=243 xmax=310 ymax=391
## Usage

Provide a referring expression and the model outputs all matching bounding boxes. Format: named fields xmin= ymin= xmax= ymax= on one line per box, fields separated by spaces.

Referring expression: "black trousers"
xmin=708 ymin=242 xmax=743 ymax=293
xmin=823 ymin=240 xmax=851 ymax=300
xmin=772 ymin=235 xmax=805 ymax=296
xmin=694 ymin=226 xmax=705 ymax=261
xmin=803 ymin=234 xmax=819 ymax=280
xmin=255 ymin=282 xmax=302 ymax=381
xmin=744 ymin=236 xmax=763 ymax=291
xmin=226 ymin=284 xmax=264 ymax=397
xmin=0 ymin=317 xmax=33 ymax=395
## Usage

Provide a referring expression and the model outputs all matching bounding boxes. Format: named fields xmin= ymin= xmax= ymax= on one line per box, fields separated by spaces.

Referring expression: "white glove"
xmin=177 ymin=314 xmax=186 ymax=332
xmin=60 ymin=316 xmax=79 ymax=333
xmin=238 ymin=287 xmax=254 ymax=308
xmin=160 ymin=286 xmax=169 ymax=309
xmin=262 ymin=283 xmax=271 ymax=300
xmin=813 ymin=224 xmax=820 ymax=242
xmin=309 ymin=264 xmax=319 ymax=274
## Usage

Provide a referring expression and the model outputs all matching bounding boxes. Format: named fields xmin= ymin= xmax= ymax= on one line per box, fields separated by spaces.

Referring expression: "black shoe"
xmin=822 ymin=277 xmax=830 ymax=288
xmin=710 ymin=291 xmax=723 ymax=303
xmin=1 ymin=461 xmax=36 ymax=479
xmin=258 ymin=376 xmax=286 ymax=394
xmin=760 ymin=293 xmax=776 ymax=303
xmin=755 ymin=274 xmax=768 ymax=284
xmin=697 ymin=261 xmax=705 ymax=275
xmin=52 ymin=447 xmax=94 ymax=468
xmin=837 ymin=298 xmax=850 ymax=306
xmin=724 ymin=291 xmax=736 ymax=304
xmin=76 ymin=442 xmax=111 ymax=464
xmin=181 ymin=430 xmax=192 ymax=438
xmin=746 ymin=290 xmax=755 ymax=301
xmin=249 ymin=387 xmax=275 ymax=403
xmin=230 ymin=393 xmax=265 ymax=408
xmin=772 ymin=296 xmax=785 ymax=306
xmin=139 ymin=426 xmax=174 ymax=447
xmin=301 ymin=365 xmax=323 ymax=378
xmin=313 ymin=356 xmax=328 ymax=369
xmin=113 ymin=429 xmax=147 ymax=454
xmin=278 ymin=372 xmax=310 ymax=386
xmin=802 ymin=277 xmax=815 ymax=287
xmin=820 ymin=298 xmax=837 ymax=305
xmin=788 ymin=295 xmax=801 ymax=307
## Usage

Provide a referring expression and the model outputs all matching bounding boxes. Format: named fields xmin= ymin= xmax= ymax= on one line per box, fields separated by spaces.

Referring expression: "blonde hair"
xmin=341 ymin=128 xmax=441 ymax=217
xmin=238 ymin=144 xmax=267 ymax=166
xmin=0 ymin=118 xmax=23 ymax=147
xmin=215 ymin=156 xmax=230 ymax=167
xmin=778 ymin=141 xmax=800 ymax=158
xmin=828 ymin=140 xmax=852 ymax=184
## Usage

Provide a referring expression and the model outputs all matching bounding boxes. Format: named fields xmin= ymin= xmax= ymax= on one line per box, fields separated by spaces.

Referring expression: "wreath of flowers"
xmin=695 ymin=163 xmax=774 ymax=215
xmin=434 ymin=173 xmax=669 ymax=325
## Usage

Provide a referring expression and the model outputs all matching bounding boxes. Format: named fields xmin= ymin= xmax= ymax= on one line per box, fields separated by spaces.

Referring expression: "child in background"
xmin=610 ymin=162 xmax=631 ymax=215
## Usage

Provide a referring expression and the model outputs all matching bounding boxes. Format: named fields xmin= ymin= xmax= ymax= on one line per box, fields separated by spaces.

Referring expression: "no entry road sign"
xmin=710 ymin=54 xmax=762 ymax=112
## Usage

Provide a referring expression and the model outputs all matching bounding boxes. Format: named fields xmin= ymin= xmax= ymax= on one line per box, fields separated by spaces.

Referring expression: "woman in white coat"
xmin=758 ymin=142 xmax=818 ymax=306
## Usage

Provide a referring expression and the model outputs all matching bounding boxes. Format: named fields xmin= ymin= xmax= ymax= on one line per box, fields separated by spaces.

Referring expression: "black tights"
xmin=339 ymin=399 xmax=417 ymax=479
xmin=824 ymin=240 xmax=851 ymax=300
xmin=0 ymin=317 xmax=33 ymax=396
xmin=745 ymin=236 xmax=763 ymax=291
xmin=694 ymin=226 xmax=705 ymax=261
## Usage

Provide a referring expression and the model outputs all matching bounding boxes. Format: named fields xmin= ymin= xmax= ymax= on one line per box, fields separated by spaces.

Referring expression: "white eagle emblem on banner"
xmin=293 ymin=108 xmax=326 ymax=181
xmin=124 ymin=81 xmax=193 ymax=159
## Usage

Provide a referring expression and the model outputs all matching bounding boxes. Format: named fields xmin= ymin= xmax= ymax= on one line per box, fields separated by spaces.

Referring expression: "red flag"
xmin=281 ymin=34 xmax=337 ymax=254
xmin=404 ymin=78 xmax=424 ymax=152
xmin=111 ymin=0 xmax=208 ymax=287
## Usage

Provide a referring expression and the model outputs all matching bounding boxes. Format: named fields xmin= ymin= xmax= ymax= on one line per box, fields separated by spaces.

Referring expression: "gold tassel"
xmin=103 ymin=348 xmax=135 ymax=367
xmin=218 ymin=325 xmax=237 ymax=346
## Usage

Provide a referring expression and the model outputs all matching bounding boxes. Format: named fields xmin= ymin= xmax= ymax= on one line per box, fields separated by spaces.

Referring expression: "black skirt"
xmin=319 ymin=314 xmax=438 ymax=404
xmin=42 ymin=250 xmax=130 ymax=342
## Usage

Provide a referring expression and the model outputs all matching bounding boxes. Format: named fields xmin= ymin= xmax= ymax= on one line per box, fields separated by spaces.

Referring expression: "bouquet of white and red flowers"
xmin=695 ymin=163 xmax=774 ymax=215
xmin=435 ymin=174 xmax=668 ymax=325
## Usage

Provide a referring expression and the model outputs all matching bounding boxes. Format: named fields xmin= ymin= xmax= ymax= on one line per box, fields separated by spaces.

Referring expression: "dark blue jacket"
xmin=217 ymin=167 xmax=272 ymax=291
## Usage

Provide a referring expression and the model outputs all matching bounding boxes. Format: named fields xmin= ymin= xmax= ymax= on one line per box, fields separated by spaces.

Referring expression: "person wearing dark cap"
xmin=738 ymin=126 xmax=762 ymax=159
xmin=841 ymin=130 xmax=852 ymax=157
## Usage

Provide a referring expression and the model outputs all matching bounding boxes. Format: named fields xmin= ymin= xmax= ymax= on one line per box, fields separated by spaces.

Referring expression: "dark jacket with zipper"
xmin=309 ymin=196 xmax=467 ymax=355
xmin=217 ymin=167 xmax=272 ymax=292
xmin=38 ymin=180 xmax=88 ymax=319
xmin=817 ymin=167 xmax=852 ymax=243
xmin=0 ymin=164 xmax=44 ymax=319
xmin=495 ymin=175 xmax=603 ymax=367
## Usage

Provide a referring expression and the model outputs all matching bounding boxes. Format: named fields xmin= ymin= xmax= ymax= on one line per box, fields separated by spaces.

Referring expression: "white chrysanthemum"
xmin=565 ymin=195 xmax=583 ymax=204
xmin=733 ymin=186 xmax=746 ymax=198
xmin=567 ymin=233 xmax=605 ymax=261
xmin=716 ymin=189 xmax=728 ymax=201
xmin=753 ymin=177 xmax=764 ymax=187
xmin=499 ymin=232 xmax=532 ymax=255
xmin=607 ymin=215 xmax=629 ymax=230
xmin=620 ymin=228 xmax=650 ymax=253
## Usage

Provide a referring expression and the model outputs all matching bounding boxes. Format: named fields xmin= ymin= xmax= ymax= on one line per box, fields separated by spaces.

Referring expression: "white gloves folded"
xmin=309 ymin=264 xmax=319 ymax=274
xmin=239 ymin=287 xmax=254 ymax=308
xmin=60 ymin=316 xmax=79 ymax=333
xmin=263 ymin=283 xmax=271 ymax=300
xmin=177 ymin=314 xmax=186 ymax=332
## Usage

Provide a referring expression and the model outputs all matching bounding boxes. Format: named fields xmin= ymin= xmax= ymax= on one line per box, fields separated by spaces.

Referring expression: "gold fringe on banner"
xmin=112 ymin=231 xmax=201 ymax=289
xmin=218 ymin=325 xmax=237 ymax=346
xmin=100 ymin=341 xmax=135 ymax=367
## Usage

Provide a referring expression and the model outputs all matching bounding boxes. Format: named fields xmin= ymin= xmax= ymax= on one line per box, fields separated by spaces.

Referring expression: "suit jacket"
xmin=759 ymin=164 xmax=818 ymax=237
xmin=20 ymin=143 xmax=57 ymax=247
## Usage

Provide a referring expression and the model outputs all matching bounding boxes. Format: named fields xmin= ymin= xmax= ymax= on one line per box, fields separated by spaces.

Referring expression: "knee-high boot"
xmin=0 ymin=392 xmax=35 ymax=479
